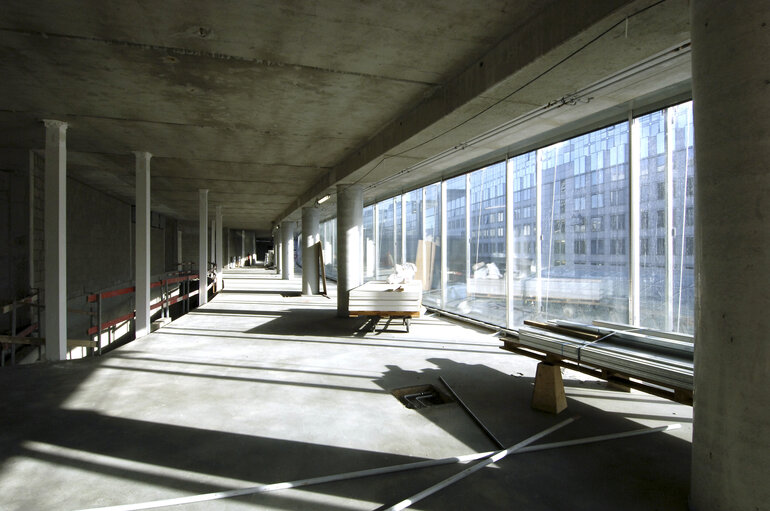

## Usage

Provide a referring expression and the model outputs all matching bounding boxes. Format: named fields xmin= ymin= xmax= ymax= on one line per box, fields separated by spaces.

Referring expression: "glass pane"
xmin=405 ymin=189 xmax=423 ymax=265
xmin=376 ymin=199 xmax=395 ymax=279
xmin=363 ymin=205 xmax=375 ymax=282
xmin=467 ymin=161 xmax=507 ymax=325
xmin=539 ymin=123 xmax=630 ymax=324
xmin=639 ymin=109 xmax=667 ymax=329
xmin=511 ymin=151 xmax=537 ymax=326
xmin=423 ymin=183 xmax=442 ymax=307
xmin=444 ymin=174 xmax=468 ymax=315
xmin=671 ymin=101 xmax=695 ymax=333
xmin=395 ymin=197 xmax=402 ymax=265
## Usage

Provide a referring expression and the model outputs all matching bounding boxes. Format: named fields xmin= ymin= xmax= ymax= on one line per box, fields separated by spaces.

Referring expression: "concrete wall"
xmin=180 ymin=220 xmax=200 ymax=270
xmin=0 ymin=154 xmax=185 ymax=355
xmin=0 ymin=167 xmax=31 ymax=332
xmin=67 ymin=179 xmax=132 ymax=298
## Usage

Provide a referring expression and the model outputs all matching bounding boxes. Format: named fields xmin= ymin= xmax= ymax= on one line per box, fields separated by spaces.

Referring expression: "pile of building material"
xmin=504 ymin=319 xmax=693 ymax=399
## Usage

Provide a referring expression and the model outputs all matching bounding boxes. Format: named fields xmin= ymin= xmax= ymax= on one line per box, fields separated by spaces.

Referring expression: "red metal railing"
xmin=87 ymin=267 xmax=217 ymax=353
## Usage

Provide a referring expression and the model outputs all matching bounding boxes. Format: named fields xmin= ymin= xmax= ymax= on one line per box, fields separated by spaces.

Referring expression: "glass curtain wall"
xmin=638 ymin=102 xmax=695 ymax=332
xmin=422 ymin=184 xmax=442 ymax=307
xmin=363 ymin=205 xmax=375 ymax=281
xmin=444 ymin=174 xmax=468 ymax=314
xmin=467 ymin=161 xmax=507 ymax=325
xmin=511 ymin=152 xmax=538 ymax=321
xmin=404 ymin=189 xmax=423 ymax=266
xmin=538 ymin=123 xmax=630 ymax=324
xmin=376 ymin=198 xmax=395 ymax=278
xmin=319 ymin=101 xmax=695 ymax=334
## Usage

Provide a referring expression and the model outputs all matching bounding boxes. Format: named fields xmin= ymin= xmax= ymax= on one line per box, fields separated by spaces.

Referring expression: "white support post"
xmin=215 ymin=205 xmax=223 ymax=288
xmin=210 ymin=218 xmax=216 ymax=272
xmin=134 ymin=151 xmax=152 ymax=339
xmin=43 ymin=120 xmax=68 ymax=361
xmin=198 ymin=189 xmax=209 ymax=305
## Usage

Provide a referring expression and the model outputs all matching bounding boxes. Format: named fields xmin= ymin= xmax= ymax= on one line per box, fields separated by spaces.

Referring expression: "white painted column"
xmin=337 ymin=184 xmax=363 ymax=317
xmin=690 ymin=2 xmax=770 ymax=509
xmin=241 ymin=229 xmax=245 ymax=265
xmin=281 ymin=220 xmax=294 ymax=280
xmin=177 ymin=229 xmax=183 ymax=269
xmin=275 ymin=227 xmax=282 ymax=275
xmin=43 ymin=120 xmax=67 ymax=361
xmin=134 ymin=151 xmax=152 ymax=339
xmin=198 ymin=189 xmax=208 ymax=305
xmin=210 ymin=218 xmax=216 ymax=272
xmin=301 ymin=206 xmax=320 ymax=295
xmin=215 ymin=205 xmax=223 ymax=288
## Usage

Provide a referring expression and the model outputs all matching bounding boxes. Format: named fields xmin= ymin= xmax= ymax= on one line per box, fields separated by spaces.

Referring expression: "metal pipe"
xmin=75 ymin=422 xmax=679 ymax=511
xmin=384 ymin=417 xmax=577 ymax=511
xmin=439 ymin=376 xmax=504 ymax=449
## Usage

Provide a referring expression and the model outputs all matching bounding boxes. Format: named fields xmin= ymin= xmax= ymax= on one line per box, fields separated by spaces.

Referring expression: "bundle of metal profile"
xmin=516 ymin=320 xmax=693 ymax=391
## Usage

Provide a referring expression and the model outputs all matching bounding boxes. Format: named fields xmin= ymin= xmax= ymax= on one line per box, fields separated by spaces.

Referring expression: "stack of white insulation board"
xmin=348 ymin=280 xmax=423 ymax=315
xmin=515 ymin=319 xmax=693 ymax=391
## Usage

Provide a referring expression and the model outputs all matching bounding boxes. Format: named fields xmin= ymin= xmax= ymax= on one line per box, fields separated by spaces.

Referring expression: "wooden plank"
xmin=1 ymin=294 xmax=39 ymax=314
xmin=67 ymin=339 xmax=98 ymax=349
xmin=349 ymin=311 xmax=421 ymax=318
xmin=0 ymin=334 xmax=43 ymax=346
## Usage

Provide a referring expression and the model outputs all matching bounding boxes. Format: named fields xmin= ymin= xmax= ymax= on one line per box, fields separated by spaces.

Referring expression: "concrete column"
xmin=275 ymin=227 xmax=281 ymax=275
xmin=215 ymin=206 xmax=223 ymax=288
xmin=336 ymin=184 xmax=363 ymax=317
xmin=42 ymin=119 xmax=67 ymax=361
xmin=134 ymin=151 xmax=152 ymax=339
xmin=690 ymin=2 xmax=770 ymax=510
xmin=301 ymin=206 xmax=320 ymax=295
xmin=198 ymin=189 xmax=208 ymax=305
xmin=281 ymin=220 xmax=294 ymax=280
xmin=241 ymin=229 xmax=245 ymax=264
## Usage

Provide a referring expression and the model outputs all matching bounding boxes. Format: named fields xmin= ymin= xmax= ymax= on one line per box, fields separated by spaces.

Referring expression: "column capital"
xmin=133 ymin=151 xmax=152 ymax=160
xmin=42 ymin=119 xmax=68 ymax=131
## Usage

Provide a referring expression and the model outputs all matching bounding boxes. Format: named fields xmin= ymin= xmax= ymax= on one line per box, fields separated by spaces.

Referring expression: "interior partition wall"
xmin=320 ymin=101 xmax=696 ymax=334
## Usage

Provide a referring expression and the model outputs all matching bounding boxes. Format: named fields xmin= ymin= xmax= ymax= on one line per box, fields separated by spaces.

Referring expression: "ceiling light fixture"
xmin=316 ymin=194 xmax=331 ymax=204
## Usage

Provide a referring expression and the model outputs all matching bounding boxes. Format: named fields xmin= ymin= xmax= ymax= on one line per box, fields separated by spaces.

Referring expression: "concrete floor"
xmin=0 ymin=267 xmax=693 ymax=510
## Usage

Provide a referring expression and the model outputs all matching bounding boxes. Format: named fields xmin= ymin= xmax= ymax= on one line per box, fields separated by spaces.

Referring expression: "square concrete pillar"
xmin=134 ymin=151 xmax=152 ymax=339
xmin=42 ymin=120 xmax=68 ymax=361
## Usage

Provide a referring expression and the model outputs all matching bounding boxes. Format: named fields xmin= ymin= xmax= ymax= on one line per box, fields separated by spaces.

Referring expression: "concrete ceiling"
xmin=0 ymin=0 xmax=691 ymax=236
